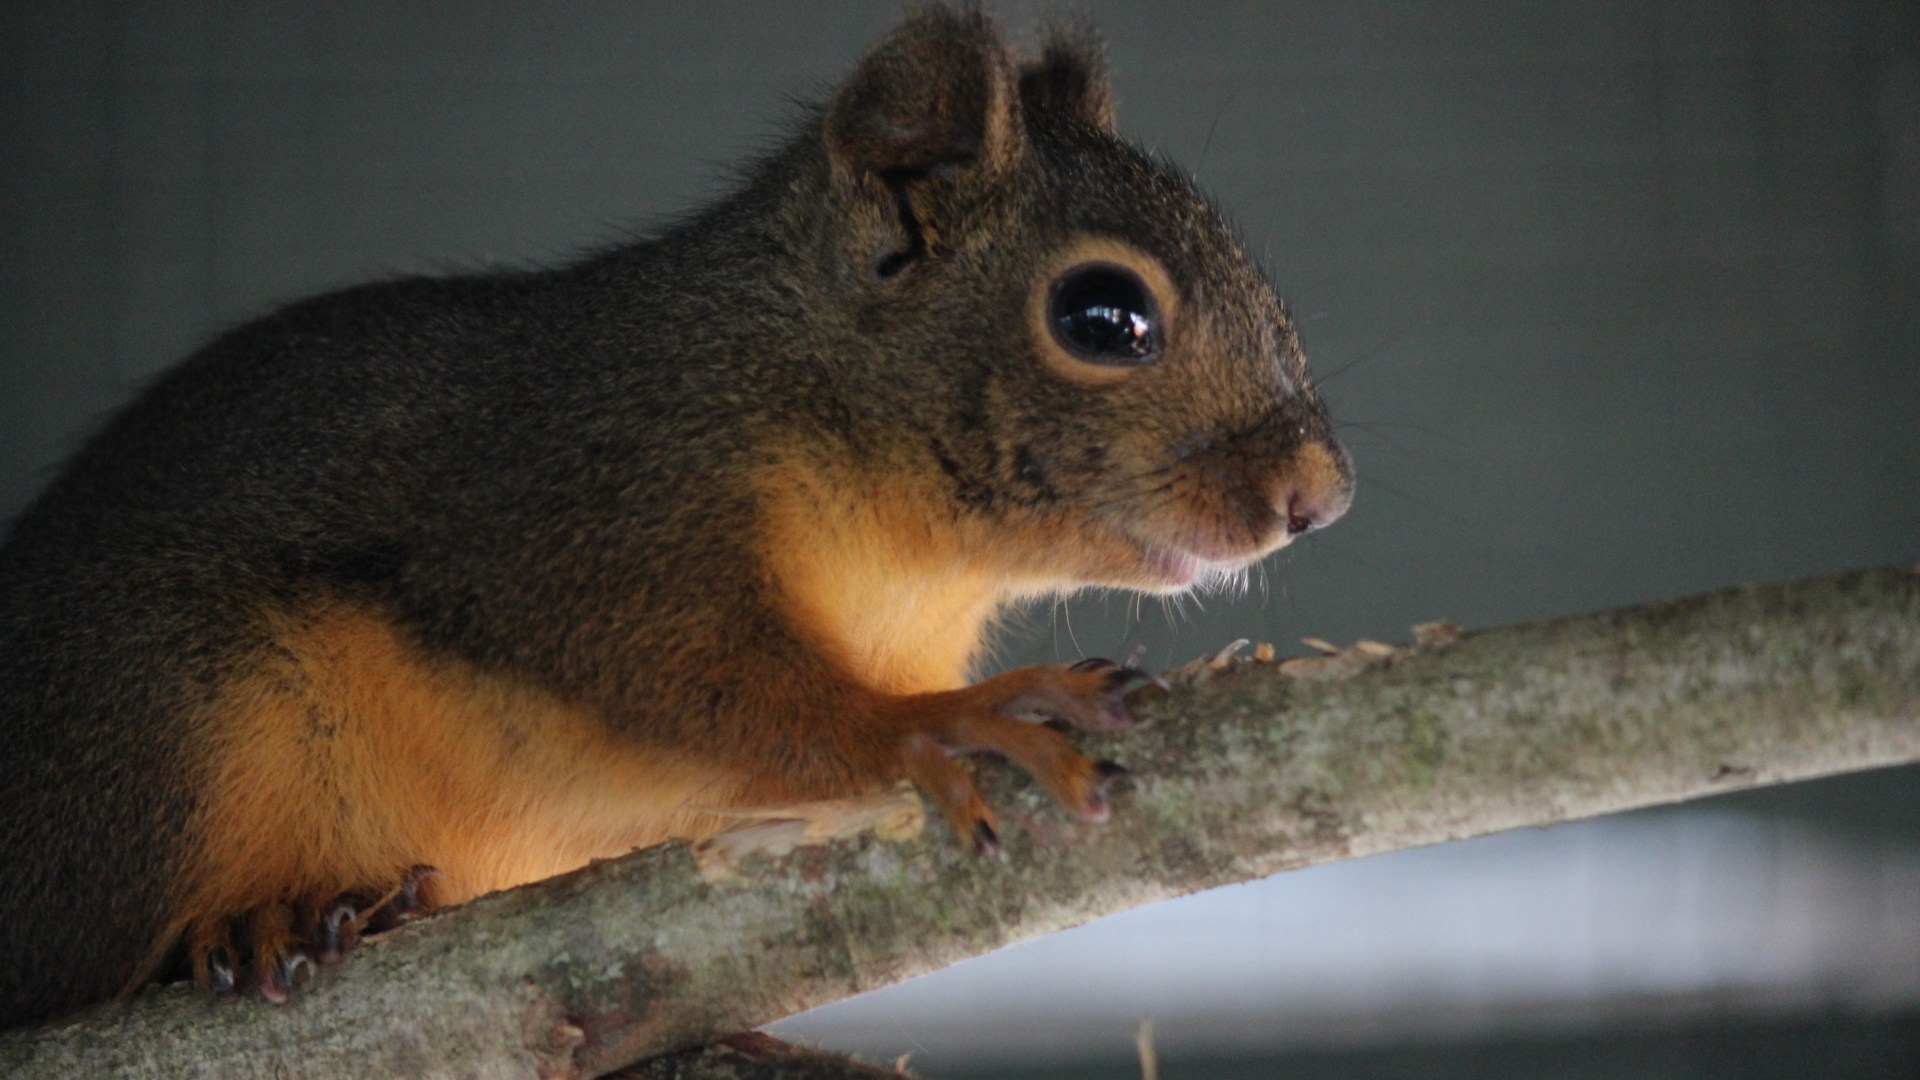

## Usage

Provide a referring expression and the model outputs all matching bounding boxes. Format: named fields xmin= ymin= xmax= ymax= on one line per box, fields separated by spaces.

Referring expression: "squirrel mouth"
xmin=1124 ymin=533 xmax=1269 ymax=592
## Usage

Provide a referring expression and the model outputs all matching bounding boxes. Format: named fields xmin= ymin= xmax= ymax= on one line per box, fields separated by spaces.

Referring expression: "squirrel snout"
xmin=1284 ymin=484 xmax=1345 ymax=536
xmin=1276 ymin=439 xmax=1354 ymax=539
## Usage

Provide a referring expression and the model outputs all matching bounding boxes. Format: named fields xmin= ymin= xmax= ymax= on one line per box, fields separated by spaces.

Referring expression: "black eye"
xmin=1048 ymin=262 xmax=1163 ymax=365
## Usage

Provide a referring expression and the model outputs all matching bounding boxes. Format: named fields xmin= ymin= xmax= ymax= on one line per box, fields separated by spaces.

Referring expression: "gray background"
xmin=3 ymin=2 xmax=1917 ymax=1076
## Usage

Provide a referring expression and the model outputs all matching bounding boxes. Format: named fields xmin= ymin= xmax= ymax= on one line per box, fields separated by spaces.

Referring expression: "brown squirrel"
xmin=0 ymin=8 xmax=1351 ymax=1027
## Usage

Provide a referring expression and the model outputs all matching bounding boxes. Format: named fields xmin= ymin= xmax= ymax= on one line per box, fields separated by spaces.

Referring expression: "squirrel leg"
xmin=888 ymin=661 xmax=1147 ymax=853
xmin=182 ymin=864 xmax=440 ymax=1005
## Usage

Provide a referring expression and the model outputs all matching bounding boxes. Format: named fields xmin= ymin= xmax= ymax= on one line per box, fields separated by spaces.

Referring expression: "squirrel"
xmin=0 ymin=7 xmax=1352 ymax=1028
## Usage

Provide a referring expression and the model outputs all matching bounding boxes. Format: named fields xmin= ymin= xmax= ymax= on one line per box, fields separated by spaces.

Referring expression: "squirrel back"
xmin=0 ymin=8 xmax=1351 ymax=1026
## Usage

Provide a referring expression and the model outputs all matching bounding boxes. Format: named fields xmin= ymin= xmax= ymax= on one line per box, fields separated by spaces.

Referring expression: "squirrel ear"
xmin=1017 ymin=26 xmax=1116 ymax=133
xmin=824 ymin=8 xmax=1021 ymax=181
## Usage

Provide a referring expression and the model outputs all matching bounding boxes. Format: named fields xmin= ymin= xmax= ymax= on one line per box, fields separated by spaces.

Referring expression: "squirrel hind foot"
xmin=182 ymin=864 xmax=440 ymax=1005
xmin=185 ymin=903 xmax=303 ymax=1005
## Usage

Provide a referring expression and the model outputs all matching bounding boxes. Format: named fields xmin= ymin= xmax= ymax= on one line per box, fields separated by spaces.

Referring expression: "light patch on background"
xmin=771 ymin=809 xmax=1920 ymax=1066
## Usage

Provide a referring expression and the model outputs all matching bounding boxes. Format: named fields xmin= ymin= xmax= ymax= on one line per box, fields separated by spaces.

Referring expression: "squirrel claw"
xmin=395 ymin=863 xmax=437 ymax=905
xmin=1106 ymin=668 xmax=1166 ymax=695
xmin=1073 ymin=662 xmax=1157 ymax=733
xmin=257 ymin=967 xmax=290 ymax=1005
xmin=313 ymin=901 xmax=356 ymax=965
xmin=362 ymin=864 xmax=440 ymax=932
xmin=256 ymin=947 xmax=317 ymax=1006
xmin=1081 ymin=760 xmax=1131 ymax=823
xmin=971 ymin=820 xmax=1003 ymax=858
xmin=272 ymin=950 xmax=317 ymax=1000
xmin=997 ymin=663 xmax=1149 ymax=734
xmin=1068 ymin=658 xmax=1164 ymax=698
xmin=205 ymin=947 xmax=239 ymax=1002
xmin=1083 ymin=679 xmax=1142 ymax=735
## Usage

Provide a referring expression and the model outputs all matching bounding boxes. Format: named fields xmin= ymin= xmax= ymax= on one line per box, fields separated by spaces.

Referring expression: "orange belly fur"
xmin=173 ymin=603 xmax=742 ymax=936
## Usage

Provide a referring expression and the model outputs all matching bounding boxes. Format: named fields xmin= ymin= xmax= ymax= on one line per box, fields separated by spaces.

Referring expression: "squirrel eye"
xmin=1047 ymin=262 xmax=1163 ymax=365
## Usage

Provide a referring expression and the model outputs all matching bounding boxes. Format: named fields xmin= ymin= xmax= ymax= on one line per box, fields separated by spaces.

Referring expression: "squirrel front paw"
xmin=892 ymin=661 xmax=1149 ymax=853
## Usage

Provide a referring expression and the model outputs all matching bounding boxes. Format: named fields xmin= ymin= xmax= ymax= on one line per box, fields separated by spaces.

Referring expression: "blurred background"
xmin=3 ymin=2 xmax=1915 ymax=1076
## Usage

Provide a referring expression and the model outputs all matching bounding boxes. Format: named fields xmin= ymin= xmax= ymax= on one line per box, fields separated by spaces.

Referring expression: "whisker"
xmin=1355 ymin=474 xmax=1464 ymax=524
xmin=1061 ymin=597 xmax=1083 ymax=660
xmin=1197 ymin=87 xmax=1235 ymax=171
xmin=1312 ymin=322 xmax=1416 ymax=388
xmin=1335 ymin=418 xmax=1465 ymax=457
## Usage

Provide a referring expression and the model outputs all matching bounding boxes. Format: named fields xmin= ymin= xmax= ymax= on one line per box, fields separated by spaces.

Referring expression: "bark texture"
xmin=3 ymin=566 xmax=1917 ymax=1079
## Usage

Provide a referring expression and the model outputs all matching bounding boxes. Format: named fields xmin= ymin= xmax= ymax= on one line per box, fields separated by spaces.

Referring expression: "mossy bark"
xmin=3 ymin=566 xmax=1917 ymax=1079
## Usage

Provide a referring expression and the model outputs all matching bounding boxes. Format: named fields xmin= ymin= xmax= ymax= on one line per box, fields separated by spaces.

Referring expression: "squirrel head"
xmin=797 ymin=7 xmax=1353 ymax=597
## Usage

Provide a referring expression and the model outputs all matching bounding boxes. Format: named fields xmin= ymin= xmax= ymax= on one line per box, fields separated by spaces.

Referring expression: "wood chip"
xmin=1207 ymin=639 xmax=1250 ymax=668
xmin=1277 ymin=635 xmax=1407 ymax=680
xmin=1135 ymin=1018 xmax=1158 ymax=1080
xmin=1278 ymin=651 xmax=1373 ymax=681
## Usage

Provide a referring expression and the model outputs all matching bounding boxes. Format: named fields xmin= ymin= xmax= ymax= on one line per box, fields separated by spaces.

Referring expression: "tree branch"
xmin=5 ymin=566 xmax=1917 ymax=1079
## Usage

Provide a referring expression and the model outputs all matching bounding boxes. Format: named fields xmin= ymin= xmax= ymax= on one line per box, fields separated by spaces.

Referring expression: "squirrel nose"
xmin=1279 ymin=440 xmax=1354 ymax=537
xmin=1285 ymin=490 xmax=1343 ymax=536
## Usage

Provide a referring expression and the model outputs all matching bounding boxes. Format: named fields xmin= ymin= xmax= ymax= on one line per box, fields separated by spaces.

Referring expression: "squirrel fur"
xmin=0 ymin=7 xmax=1352 ymax=1027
